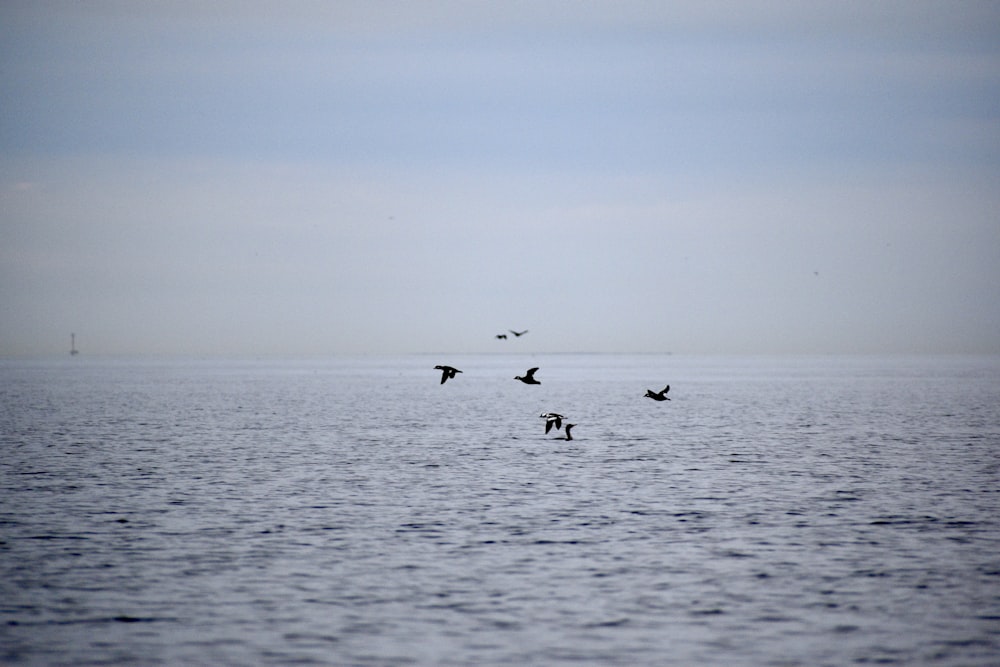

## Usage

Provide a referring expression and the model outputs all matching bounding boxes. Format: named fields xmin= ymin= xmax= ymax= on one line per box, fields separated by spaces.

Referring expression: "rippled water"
xmin=2 ymin=354 xmax=999 ymax=665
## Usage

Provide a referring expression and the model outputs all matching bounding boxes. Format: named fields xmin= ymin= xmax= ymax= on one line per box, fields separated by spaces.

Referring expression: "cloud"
xmin=1 ymin=1 xmax=998 ymax=355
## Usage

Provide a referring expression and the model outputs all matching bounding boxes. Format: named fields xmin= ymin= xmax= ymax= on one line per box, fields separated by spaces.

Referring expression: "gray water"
xmin=2 ymin=354 xmax=999 ymax=666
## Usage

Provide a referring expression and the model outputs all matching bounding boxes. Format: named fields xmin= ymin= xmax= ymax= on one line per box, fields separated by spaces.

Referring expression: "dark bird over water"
xmin=540 ymin=412 xmax=565 ymax=433
xmin=495 ymin=334 xmax=507 ymax=339
xmin=515 ymin=367 xmax=540 ymax=384
xmin=434 ymin=365 xmax=463 ymax=384
xmin=645 ymin=385 xmax=670 ymax=401
xmin=560 ymin=424 xmax=575 ymax=441
xmin=509 ymin=329 xmax=529 ymax=337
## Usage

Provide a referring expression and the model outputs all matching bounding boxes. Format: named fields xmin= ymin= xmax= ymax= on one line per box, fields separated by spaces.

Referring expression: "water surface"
xmin=2 ymin=354 xmax=999 ymax=665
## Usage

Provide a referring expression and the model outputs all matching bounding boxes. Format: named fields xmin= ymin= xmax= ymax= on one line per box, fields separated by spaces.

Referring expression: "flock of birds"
xmin=494 ymin=329 xmax=529 ymax=340
xmin=432 ymin=330 xmax=671 ymax=441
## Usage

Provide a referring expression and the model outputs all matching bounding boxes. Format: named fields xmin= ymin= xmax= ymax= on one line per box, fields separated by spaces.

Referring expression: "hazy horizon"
xmin=3 ymin=2 xmax=999 ymax=357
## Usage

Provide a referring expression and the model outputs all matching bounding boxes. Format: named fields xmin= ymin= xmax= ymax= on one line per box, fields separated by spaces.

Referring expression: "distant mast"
xmin=70 ymin=333 xmax=79 ymax=356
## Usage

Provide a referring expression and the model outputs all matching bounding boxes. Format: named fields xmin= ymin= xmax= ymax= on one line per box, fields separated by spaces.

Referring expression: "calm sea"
xmin=2 ymin=354 xmax=999 ymax=666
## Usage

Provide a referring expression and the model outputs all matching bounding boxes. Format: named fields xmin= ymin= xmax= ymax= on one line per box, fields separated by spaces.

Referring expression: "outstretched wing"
xmin=525 ymin=367 xmax=539 ymax=378
xmin=436 ymin=365 xmax=460 ymax=383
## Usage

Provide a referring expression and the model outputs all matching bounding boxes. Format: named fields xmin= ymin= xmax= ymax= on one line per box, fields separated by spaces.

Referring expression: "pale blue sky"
xmin=2 ymin=1 xmax=999 ymax=355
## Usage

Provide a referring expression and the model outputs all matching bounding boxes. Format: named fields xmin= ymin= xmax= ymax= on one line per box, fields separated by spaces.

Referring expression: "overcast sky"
xmin=2 ymin=1 xmax=998 ymax=356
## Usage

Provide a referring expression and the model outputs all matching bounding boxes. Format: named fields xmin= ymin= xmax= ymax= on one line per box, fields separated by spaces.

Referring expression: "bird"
xmin=509 ymin=329 xmax=529 ymax=337
xmin=515 ymin=367 xmax=540 ymax=384
xmin=560 ymin=424 xmax=575 ymax=441
xmin=645 ymin=385 xmax=670 ymax=401
xmin=540 ymin=412 xmax=565 ymax=433
xmin=434 ymin=365 xmax=462 ymax=384
xmin=495 ymin=333 xmax=508 ymax=339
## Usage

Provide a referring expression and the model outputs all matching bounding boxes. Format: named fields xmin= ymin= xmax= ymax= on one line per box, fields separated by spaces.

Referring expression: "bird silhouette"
xmin=560 ymin=424 xmax=575 ymax=441
xmin=509 ymin=329 xmax=528 ymax=337
xmin=644 ymin=385 xmax=670 ymax=401
xmin=515 ymin=367 xmax=540 ymax=384
xmin=540 ymin=412 xmax=565 ymax=433
xmin=434 ymin=365 xmax=463 ymax=384
xmin=495 ymin=333 xmax=508 ymax=339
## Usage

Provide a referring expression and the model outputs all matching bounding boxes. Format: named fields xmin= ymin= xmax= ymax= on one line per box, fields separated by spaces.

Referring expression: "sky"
xmin=2 ymin=1 xmax=999 ymax=356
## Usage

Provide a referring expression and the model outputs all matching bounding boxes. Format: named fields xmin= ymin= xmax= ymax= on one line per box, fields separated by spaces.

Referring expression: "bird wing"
xmin=525 ymin=367 xmax=538 ymax=378
xmin=544 ymin=420 xmax=554 ymax=434
xmin=663 ymin=385 xmax=670 ymax=395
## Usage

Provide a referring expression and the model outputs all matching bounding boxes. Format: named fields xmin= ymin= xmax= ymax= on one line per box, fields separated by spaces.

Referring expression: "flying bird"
xmin=434 ymin=365 xmax=463 ymax=384
xmin=644 ymin=385 xmax=671 ymax=401
xmin=560 ymin=424 xmax=575 ymax=441
xmin=515 ymin=367 xmax=540 ymax=384
xmin=495 ymin=333 xmax=508 ymax=339
xmin=509 ymin=329 xmax=529 ymax=337
xmin=540 ymin=412 xmax=565 ymax=433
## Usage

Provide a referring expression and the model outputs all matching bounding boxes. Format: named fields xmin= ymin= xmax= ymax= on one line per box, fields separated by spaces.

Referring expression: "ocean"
xmin=1 ymin=353 xmax=998 ymax=665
